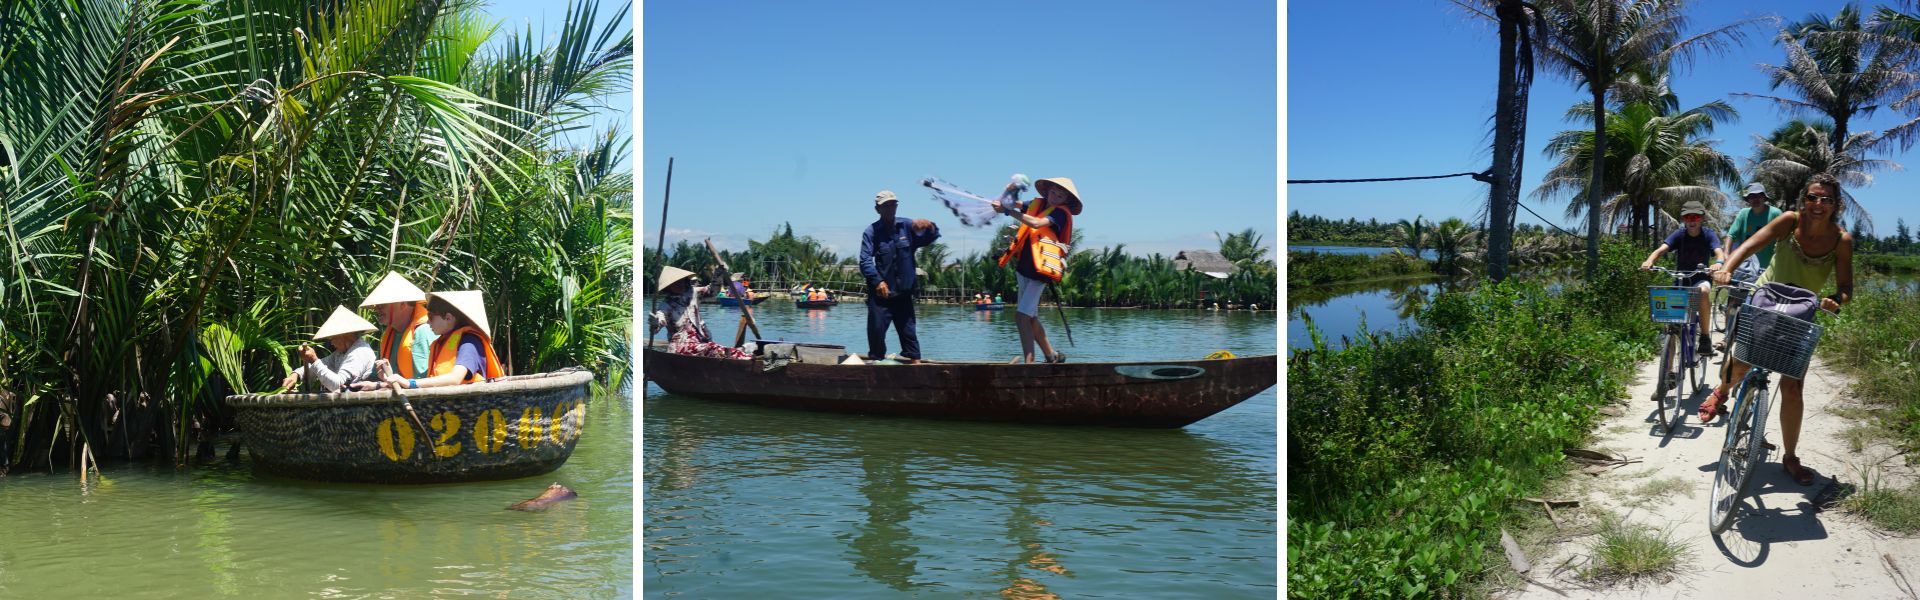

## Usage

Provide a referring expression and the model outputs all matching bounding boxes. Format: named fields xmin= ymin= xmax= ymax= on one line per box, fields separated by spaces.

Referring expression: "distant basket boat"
xmin=226 ymin=369 xmax=594 ymax=483
xmin=796 ymin=298 xmax=838 ymax=309
xmin=644 ymin=344 xmax=1275 ymax=427
xmin=974 ymin=303 xmax=1006 ymax=311
xmin=715 ymin=295 xmax=767 ymax=307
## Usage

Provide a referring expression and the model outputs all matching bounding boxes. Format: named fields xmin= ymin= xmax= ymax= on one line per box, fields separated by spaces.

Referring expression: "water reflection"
xmin=643 ymin=394 xmax=1274 ymax=596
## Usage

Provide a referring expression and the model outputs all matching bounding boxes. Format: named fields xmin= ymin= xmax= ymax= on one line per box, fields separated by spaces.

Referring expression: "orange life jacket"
xmin=428 ymin=325 xmax=506 ymax=383
xmin=998 ymin=203 xmax=1073 ymax=283
xmin=378 ymin=302 xmax=430 ymax=377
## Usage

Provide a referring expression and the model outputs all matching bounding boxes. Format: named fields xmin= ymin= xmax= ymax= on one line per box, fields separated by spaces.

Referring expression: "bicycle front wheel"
xmin=1655 ymin=330 xmax=1678 ymax=431
xmin=1708 ymin=377 xmax=1770 ymax=534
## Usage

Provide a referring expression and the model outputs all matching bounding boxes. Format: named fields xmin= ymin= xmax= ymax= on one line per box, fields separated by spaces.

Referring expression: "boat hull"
xmin=795 ymin=300 xmax=837 ymax=309
xmin=227 ymin=370 xmax=594 ymax=483
xmin=716 ymin=296 xmax=767 ymax=307
xmin=644 ymin=348 xmax=1274 ymax=427
xmin=974 ymin=303 xmax=1005 ymax=311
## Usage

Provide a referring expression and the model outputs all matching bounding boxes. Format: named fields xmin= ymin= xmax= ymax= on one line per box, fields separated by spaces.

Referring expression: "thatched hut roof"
xmin=1173 ymin=250 xmax=1235 ymax=279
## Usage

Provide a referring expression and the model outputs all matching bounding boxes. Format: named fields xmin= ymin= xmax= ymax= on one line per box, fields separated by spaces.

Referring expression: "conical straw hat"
xmin=360 ymin=272 xmax=427 ymax=307
xmin=314 ymin=305 xmax=378 ymax=339
xmin=657 ymin=266 xmax=695 ymax=293
xmin=428 ymin=290 xmax=491 ymax=337
xmin=1035 ymin=178 xmax=1083 ymax=215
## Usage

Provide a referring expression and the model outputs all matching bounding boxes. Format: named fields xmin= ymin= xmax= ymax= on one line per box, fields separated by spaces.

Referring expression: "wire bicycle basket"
xmin=1732 ymin=305 xmax=1822 ymax=379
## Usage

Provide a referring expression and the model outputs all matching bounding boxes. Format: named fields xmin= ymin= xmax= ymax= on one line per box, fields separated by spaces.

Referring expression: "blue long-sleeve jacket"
xmin=859 ymin=217 xmax=940 ymax=294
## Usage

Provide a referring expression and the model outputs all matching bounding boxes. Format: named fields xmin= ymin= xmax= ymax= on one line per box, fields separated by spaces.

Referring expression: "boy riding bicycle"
xmin=1640 ymin=201 xmax=1727 ymax=356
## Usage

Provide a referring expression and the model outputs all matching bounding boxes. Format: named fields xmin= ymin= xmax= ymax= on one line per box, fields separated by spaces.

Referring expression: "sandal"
xmin=1046 ymin=353 xmax=1067 ymax=364
xmin=1699 ymin=388 xmax=1728 ymax=424
xmin=1784 ymin=455 xmax=1816 ymax=486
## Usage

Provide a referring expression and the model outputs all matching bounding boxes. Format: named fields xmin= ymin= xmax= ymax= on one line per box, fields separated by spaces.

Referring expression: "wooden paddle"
xmin=644 ymin=158 xmax=673 ymax=387
xmin=704 ymin=238 xmax=764 ymax=347
xmin=1047 ymin=283 xmax=1075 ymax=347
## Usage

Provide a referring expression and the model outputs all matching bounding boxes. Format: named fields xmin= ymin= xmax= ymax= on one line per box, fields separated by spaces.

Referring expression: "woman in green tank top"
xmin=1702 ymin=173 xmax=1855 ymax=486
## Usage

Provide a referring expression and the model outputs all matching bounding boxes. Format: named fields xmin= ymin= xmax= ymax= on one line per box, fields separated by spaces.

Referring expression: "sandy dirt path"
xmin=1507 ymin=350 xmax=1920 ymax=599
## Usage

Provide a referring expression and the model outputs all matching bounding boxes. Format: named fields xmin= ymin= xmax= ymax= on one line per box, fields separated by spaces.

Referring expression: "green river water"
xmin=0 ymin=389 xmax=632 ymax=598
xmin=643 ymin=299 xmax=1278 ymax=598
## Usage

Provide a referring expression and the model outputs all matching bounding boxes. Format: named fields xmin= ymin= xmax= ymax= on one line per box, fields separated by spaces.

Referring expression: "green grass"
xmin=1628 ymin=477 xmax=1692 ymax=507
xmin=1582 ymin=515 xmax=1689 ymax=583
xmin=1820 ymin=285 xmax=1920 ymax=455
xmin=1840 ymin=464 xmax=1920 ymax=534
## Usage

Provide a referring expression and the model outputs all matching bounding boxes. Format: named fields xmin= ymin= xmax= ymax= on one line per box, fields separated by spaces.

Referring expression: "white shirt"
xmin=293 ymin=339 xmax=377 ymax=392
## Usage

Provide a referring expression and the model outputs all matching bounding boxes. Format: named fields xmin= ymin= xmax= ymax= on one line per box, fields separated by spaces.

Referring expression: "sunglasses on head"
xmin=1801 ymin=193 xmax=1838 ymax=206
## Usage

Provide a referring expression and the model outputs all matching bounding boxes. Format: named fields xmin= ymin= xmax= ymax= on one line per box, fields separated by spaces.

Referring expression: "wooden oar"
xmin=705 ymin=238 xmax=764 ymax=346
xmin=1047 ymin=283 xmax=1075 ymax=347
xmin=643 ymin=158 xmax=673 ymax=385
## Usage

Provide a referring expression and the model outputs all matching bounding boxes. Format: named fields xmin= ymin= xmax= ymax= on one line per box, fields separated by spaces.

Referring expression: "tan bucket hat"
xmin=427 ymin=290 xmax=491 ymax=337
xmin=359 ymin=271 xmax=427 ymax=307
xmin=657 ymin=266 xmax=696 ymax=293
xmin=1035 ymin=178 xmax=1083 ymax=215
xmin=874 ymin=190 xmax=899 ymax=206
xmin=314 ymin=305 xmax=377 ymax=339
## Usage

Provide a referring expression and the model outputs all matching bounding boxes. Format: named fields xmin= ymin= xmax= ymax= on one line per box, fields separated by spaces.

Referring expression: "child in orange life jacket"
xmin=366 ymin=290 xmax=505 ymax=389
xmin=992 ymin=177 xmax=1083 ymax=364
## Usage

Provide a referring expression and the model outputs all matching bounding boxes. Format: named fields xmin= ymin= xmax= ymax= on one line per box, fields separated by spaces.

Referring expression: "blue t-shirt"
xmin=455 ymin=336 xmax=486 ymax=382
xmin=1663 ymin=227 xmax=1721 ymax=271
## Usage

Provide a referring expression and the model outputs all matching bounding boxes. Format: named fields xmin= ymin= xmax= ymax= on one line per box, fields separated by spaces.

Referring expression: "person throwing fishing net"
xmin=921 ymin=174 xmax=1084 ymax=363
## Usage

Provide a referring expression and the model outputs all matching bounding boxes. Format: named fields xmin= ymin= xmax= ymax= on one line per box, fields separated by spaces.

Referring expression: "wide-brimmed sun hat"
xmin=360 ymin=271 xmax=427 ymax=307
xmin=874 ymin=190 xmax=898 ymax=206
xmin=427 ymin=290 xmax=492 ymax=337
xmin=314 ymin=305 xmax=377 ymax=339
xmin=1035 ymin=178 xmax=1083 ymax=215
xmin=657 ymin=266 xmax=695 ymax=293
xmin=1743 ymin=183 xmax=1768 ymax=198
xmin=1680 ymin=201 xmax=1707 ymax=217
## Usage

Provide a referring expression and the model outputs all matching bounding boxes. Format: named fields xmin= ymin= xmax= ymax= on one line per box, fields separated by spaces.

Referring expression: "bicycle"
xmin=1646 ymin=267 xmax=1711 ymax=433
xmin=1714 ymin=258 xmax=1764 ymax=381
xmin=1706 ymin=280 xmax=1832 ymax=534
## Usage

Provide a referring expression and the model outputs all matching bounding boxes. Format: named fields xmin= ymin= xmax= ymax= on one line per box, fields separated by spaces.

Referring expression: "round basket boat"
xmin=226 ymin=369 xmax=594 ymax=484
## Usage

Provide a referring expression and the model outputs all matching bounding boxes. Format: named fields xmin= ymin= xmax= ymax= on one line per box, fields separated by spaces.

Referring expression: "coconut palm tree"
xmin=1393 ymin=216 xmax=1429 ymax=257
xmin=1457 ymin=0 xmax=1546 ymax=281
xmin=1531 ymin=0 xmax=1754 ymax=275
xmin=1746 ymin=119 xmax=1897 ymax=233
xmin=1536 ymin=97 xmax=1741 ymax=245
xmin=1427 ymin=218 xmax=1482 ymax=275
xmin=1736 ymin=5 xmax=1919 ymax=156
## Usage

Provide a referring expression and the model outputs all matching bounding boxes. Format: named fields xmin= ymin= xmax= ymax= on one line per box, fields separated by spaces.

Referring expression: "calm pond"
xmin=1287 ymin=245 xmax=1920 ymax=351
xmin=0 ymin=388 xmax=632 ymax=598
xmin=643 ymin=299 xmax=1278 ymax=598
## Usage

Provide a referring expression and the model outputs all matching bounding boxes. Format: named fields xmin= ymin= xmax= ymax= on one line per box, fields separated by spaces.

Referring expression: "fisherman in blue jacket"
xmin=859 ymin=189 xmax=941 ymax=363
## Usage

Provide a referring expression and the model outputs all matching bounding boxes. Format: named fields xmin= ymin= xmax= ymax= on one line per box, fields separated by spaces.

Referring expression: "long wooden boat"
xmin=644 ymin=345 xmax=1274 ymax=427
xmin=974 ymin=303 xmax=1006 ymax=311
xmin=226 ymin=369 xmax=594 ymax=483
xmin=796 ymin=298 xmax=838 ymax=309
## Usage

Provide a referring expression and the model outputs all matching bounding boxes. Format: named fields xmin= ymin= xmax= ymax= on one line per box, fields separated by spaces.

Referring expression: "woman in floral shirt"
xmin=650 ymin=266 xmax=750 ymax=359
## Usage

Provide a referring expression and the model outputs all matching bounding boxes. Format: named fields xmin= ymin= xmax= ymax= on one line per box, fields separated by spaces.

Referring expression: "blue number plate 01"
xmin=1648 ymin=287 xmax=1693 ymax=324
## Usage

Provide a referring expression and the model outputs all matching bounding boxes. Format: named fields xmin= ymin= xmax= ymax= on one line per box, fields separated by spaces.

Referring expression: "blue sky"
xmin=488 ymin=0 xmax=633 ymax=154
xmin=640 ymin=0 xmax=1278 ymax=260
xmin=1288 ymin=1 xmax=1920 ymax=239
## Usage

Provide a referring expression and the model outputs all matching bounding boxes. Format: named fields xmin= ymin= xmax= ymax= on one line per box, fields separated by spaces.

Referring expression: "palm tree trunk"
xmin=1586 ymin=84 xmax=1607 ymax=277
xmin=1486 ymin=0 xmax=1525 ymax=283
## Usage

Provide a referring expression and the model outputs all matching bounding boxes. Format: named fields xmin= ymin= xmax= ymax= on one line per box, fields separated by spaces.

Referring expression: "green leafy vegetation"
xmin=0 ymin=0 xmax=632 ymax=471
xmin=1287 ymin=242 xmax=1655 ymax=597
xmin=1287 ymin=251 xmax=1433 ymax=288
xmin=649 ymin=225 xmax=1279 ymax=309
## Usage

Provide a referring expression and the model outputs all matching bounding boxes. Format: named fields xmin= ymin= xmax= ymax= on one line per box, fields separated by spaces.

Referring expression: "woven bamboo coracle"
xmin=227 ymin=369 xmax=594 ymax=483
